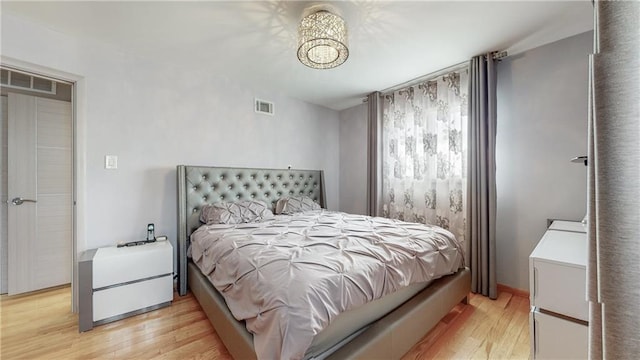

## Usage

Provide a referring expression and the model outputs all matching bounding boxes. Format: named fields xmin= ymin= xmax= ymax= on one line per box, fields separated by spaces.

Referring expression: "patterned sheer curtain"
xmin=381 ymin=69 xmax=469 ymax=245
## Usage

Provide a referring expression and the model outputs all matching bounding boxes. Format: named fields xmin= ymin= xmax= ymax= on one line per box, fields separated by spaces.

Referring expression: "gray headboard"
xmin=176 ymin=165 xmax=326 ymax=295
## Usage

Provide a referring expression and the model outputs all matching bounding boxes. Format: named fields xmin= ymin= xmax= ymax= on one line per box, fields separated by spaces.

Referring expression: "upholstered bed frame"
xmin=177 ymin=165 xmax=470 ymax=359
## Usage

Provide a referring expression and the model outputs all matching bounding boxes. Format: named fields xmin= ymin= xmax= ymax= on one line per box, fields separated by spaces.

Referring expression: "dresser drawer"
xmin=93 ymin=275 xmax=173 ymax=322
xmin=532 ymin=259 xmax=588 ymax=321
xmin=532 ymin=309 xmax=588 ymax=359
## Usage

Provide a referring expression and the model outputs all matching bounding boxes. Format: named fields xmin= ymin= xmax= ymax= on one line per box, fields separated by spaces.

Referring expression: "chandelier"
xmin=297 ymin=9 xmax=349 ymax=69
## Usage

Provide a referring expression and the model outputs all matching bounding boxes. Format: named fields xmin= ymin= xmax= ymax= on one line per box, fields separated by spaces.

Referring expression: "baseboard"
xmin=497 ymin=283 xmax=529 ymax=299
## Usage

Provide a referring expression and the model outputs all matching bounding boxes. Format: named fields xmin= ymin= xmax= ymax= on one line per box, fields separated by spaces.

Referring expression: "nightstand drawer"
xmin=533 ymin=260 xmax=588 ymax=321
xmin=532 ymin=309 xmax=588 ymax=359
xmin=93 ymin=275 xmax=173 ymax=322
xmin=93 ymin=242 xmax=173 ymax=288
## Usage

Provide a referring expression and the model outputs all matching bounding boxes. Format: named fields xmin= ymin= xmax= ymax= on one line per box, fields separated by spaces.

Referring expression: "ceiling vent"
xmin=255 ymin=98 xmax=274 ymax=116
xmin=0 ymin=68 xmax=57 ymax=95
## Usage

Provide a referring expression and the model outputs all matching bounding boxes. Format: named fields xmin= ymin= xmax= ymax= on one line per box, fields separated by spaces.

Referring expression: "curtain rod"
xmin=379 ymin=60 xmax=469 ymax=95
xmin=369 ymin=50 xmax=508 ymax=97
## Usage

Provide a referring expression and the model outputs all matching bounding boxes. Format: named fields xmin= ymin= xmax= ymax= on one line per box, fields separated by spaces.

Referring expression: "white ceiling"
xmin=2 ymin=1 xmax=594 ymax=110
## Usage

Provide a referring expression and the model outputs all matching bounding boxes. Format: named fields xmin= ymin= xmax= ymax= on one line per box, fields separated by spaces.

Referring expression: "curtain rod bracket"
xmin=492 ymin=51 xmax=508 ymax=60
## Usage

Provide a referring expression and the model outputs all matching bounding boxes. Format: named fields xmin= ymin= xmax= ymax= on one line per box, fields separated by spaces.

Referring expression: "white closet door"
xmin=8 ymin=93 xmax=72 ymax=295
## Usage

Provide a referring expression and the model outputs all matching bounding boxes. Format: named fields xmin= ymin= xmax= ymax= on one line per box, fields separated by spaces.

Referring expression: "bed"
xmin=177 ymin=165 xmax=470 ymax=359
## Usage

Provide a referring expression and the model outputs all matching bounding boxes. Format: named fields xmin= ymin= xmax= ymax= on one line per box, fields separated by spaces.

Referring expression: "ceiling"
xmin=2 ymin=1 xmax=594 ymax=110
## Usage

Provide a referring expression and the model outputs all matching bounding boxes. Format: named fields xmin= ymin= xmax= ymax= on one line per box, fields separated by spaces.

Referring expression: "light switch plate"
xmin=105 ymin=155 xmax=118 ymax=169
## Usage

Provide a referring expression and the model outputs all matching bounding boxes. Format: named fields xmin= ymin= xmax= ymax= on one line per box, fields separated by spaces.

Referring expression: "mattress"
xmin=190 ymin=210 xmax=464 ymax=359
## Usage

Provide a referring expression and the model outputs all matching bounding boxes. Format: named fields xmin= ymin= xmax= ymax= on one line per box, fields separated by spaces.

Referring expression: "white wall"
xmin=1 ymin=14 xmax=340 ymax=274
xmin=496 ymin=31 xmax=592 ymax=290
xmin=338 ymin=103 xmax=368 ymax=215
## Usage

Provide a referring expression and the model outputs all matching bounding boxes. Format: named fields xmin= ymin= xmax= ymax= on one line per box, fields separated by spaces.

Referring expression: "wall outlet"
xmin=105 ymin=155 xmax=118 ymax=169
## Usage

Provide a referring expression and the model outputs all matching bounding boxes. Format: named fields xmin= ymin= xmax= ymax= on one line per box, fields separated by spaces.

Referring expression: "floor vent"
xmin=255 ymin=98 xmax=274 ymax=115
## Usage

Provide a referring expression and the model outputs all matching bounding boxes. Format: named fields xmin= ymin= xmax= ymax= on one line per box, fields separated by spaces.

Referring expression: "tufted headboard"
xmin=176 ymin=165 xmax=326 ymax=295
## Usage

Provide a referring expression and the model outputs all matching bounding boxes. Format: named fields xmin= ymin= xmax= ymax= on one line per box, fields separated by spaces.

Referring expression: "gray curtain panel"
xmin=588 ymin=1 xmax=640 ymax=359
xmin=367 ymin=91 xmax=382 ymax=217
xmin=466 ymin=54 xmax=497 ymax=299
xmin=587 ymin=51 xmax=603 ymax=360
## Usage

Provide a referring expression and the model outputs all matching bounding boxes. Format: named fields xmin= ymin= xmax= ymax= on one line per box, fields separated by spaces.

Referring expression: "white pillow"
xmin=275 ymin=196 xmax=321 ymax=215
xmin=200 ymin=200 xmax=274 ymax=224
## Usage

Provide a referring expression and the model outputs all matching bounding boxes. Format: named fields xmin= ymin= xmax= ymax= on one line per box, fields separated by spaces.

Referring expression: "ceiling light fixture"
xmin=297 ymin=8 xmax=349 ymax=70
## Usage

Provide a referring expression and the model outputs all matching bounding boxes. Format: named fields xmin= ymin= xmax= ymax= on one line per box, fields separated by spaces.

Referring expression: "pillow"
xmin=200 ymin=200 xmax=274 ymax=224
xmin=275 ymin=196 xmax=321 ymax=215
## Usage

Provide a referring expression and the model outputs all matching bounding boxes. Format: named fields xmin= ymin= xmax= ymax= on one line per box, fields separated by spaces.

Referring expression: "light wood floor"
xmin=1 ymin=286 xmax=529 ymax=359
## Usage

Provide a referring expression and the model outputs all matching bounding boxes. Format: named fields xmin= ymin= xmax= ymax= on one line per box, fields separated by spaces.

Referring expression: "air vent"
xmin=0 ymin=68 xmax=57 ymax=95
xmin=255 ymin=98 xmax=274 ymax=116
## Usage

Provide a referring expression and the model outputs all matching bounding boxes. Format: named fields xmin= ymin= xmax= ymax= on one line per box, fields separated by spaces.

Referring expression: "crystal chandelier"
xmin=297 ymin=9 xmax=349 ymax=69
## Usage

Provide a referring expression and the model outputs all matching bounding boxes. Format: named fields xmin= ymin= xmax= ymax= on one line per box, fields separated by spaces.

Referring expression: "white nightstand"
xmin=79 ymin=241 xmax=173 ymax=332
xmin=529 ymin=220 xmax=588 ymax=359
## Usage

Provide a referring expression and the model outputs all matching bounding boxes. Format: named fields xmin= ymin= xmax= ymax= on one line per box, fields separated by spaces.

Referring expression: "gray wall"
xmin=338 ymin=103 xmax=368 ymax=215
xmin=496 ymin=31 xmax=592 ymax=290
xmin=1 ymin=13 xmax=340 ymax=276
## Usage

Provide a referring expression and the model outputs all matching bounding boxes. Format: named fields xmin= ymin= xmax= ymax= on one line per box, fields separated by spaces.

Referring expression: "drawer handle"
xmin=93 ymin=273 xmax=173 ymax=292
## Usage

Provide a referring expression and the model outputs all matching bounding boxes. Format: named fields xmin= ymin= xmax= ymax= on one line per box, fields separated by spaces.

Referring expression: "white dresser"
xmin=529 ymin=220 xmax=588 ymax=359
xmin=79 ymin=241 xmax=173 ymax=331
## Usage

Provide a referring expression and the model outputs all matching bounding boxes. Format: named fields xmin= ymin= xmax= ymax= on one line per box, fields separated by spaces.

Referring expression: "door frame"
xmin=2 ymin=56 xmax=86 ymax=312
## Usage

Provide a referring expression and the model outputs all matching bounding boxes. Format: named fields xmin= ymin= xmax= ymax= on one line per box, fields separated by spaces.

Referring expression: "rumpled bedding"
xmin=190 ymin=210 xmax=464 ymax=360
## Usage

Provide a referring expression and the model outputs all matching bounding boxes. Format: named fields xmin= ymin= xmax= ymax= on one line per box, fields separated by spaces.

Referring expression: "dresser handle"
xmin=533 ymin=267 xmax=538 ymax=298
xmin=533 ymin=314 xmax=540 ymax=359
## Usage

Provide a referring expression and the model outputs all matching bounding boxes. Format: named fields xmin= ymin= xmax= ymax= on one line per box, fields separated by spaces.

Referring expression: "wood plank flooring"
xmin=402 ymin=291 xmax=530 ymax=359
xmin=1 ymin=286 xmax=529 ymax=359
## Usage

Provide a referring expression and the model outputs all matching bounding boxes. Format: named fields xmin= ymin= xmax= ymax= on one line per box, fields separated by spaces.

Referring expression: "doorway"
xmin=1 ymin=67 xmax=74 ymax=296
